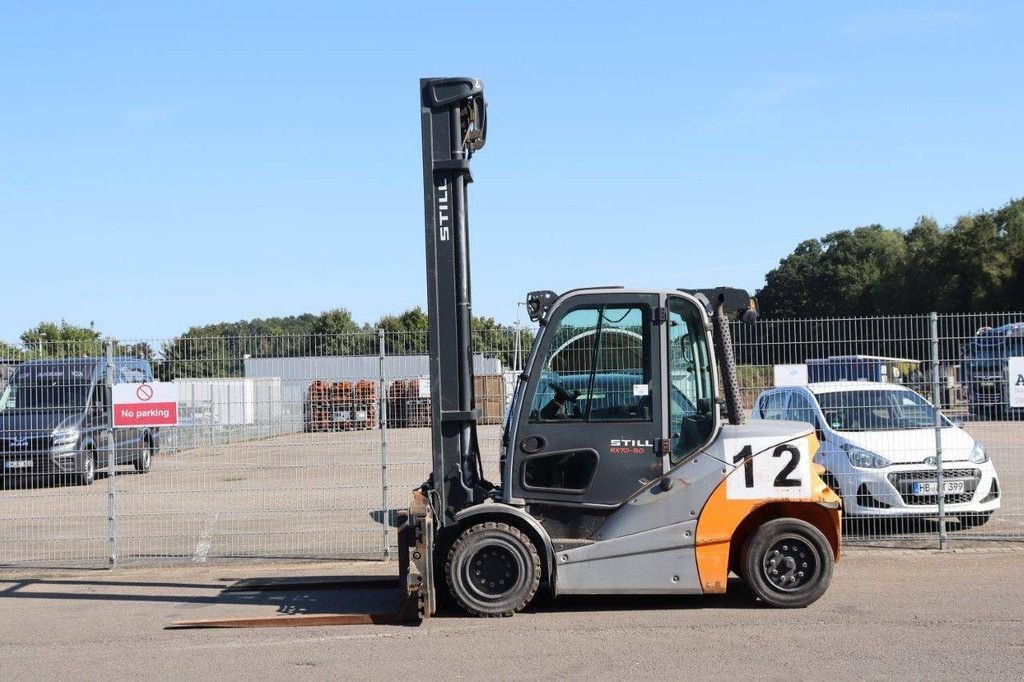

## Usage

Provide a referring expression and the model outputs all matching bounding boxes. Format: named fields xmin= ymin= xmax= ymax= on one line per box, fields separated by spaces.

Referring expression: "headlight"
xmin=52 ymin=428 xmax=79 ymax=447
xmin=841 ymin=443 xmax=891 ymax=469
xmin=969 ymin=442 xmax=988 ymax=464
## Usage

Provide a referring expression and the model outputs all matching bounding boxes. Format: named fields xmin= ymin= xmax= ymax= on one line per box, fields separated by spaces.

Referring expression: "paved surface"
xmin=0 ymin=422 xmax=1021 ymax=567
xmin=0 ymin=550 xmax=1021 ymax=680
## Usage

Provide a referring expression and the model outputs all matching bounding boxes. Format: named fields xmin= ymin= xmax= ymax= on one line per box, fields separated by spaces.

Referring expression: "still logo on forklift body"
xmin=610 ymin=438 xmax=653 ymax=454
xmin=437 ymin=181 xmax=450 ymax=241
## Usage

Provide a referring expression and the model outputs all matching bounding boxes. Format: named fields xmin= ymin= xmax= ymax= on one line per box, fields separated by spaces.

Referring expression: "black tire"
xmin=78 ymin=450 xmax=96 ymax=486
xmin=742 ymin=518 xmax=834 ymax=608
xmin=958 ymin=511 xmax=993 ymax=529
xmin=135 ymin=439 xmax=153 ymax=473
xmin=445 ymin=522 xmax=541 ymax=617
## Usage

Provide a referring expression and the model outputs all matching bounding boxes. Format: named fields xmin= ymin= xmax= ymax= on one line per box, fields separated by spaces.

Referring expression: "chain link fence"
xmin=0 ymin=312 xmax=1021 ymax=568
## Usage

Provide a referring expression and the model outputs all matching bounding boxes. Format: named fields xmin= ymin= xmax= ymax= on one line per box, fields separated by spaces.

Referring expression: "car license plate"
xmin=332 ymin=411 xmax=351 ymax=422
xmin=4 ymin=460 xmax=32 ymax=470
xmin=912 ymin=480 xmax=966 ymax=495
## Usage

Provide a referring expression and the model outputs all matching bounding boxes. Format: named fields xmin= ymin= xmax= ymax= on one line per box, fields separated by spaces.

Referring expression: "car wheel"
xmin=445 ymin=522 xmax=541 ymax=617
xmin=742 ymin=518 xmax=834 ymax=608
xmin=135 ymin=439 xmax=153 ymax=473
xmin=958 ymin=511 xmax=993 ymax=529
xmin=78 ymin=450 xmax=96 ymax=486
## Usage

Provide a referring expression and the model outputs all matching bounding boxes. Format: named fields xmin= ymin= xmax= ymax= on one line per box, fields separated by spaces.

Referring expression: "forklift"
xmin=399 ymin=77 xmax=840 ymax=618
xmin=172 ymin=77 xmax=840 ymax=629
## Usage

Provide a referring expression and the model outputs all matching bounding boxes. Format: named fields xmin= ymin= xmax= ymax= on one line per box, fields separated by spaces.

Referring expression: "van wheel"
xmin=445 ymin=522 xmax=541 ymax=617
xmin=135 ymin=439 xmax=153 ymax=473
xmin=78 ymin=451 xmax=96 ymax=486
xmin=742 ymin=518 xmax=834 ymax=608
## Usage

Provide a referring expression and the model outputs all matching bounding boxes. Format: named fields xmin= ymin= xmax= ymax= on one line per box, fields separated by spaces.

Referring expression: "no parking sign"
xmin=112 ymin=382 xmax=179 ymax=427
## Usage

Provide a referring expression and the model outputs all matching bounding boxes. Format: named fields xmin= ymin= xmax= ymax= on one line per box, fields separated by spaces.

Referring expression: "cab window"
xmin=529 ymin=305 xmax=651 ymax=422
xmin=668 ymin=298 xmax=714 ymax=464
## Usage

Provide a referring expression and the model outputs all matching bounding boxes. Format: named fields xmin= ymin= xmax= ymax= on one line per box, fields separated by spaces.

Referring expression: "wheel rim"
xmin=462 ymin=541 xmax=525 ymax=602
xmin=143 ymin=446 xmax=152 ymax=469
xmin=84 ymin=456 xmax=94 ymax=482
xmin=761 ymin=534 xmax=820 ymax=592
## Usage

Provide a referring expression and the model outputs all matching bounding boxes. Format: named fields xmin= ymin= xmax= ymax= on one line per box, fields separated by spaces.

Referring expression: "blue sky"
xmin=2 ymin=2 xmax=1022 ymax=343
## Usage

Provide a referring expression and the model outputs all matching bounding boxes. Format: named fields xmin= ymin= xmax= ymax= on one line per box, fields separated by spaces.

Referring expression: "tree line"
xmin=5 ymin=196 xmax=1020 ymax=375
xmin=2 ymin=309 xmax=533 ymax=379
xmin=757 ymin=197 xmax=1024 ymax=318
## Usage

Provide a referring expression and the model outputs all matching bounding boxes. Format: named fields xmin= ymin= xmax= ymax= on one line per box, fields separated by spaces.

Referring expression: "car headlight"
xmin=969 ymin=442 xmax=988 ymax=464
xmin=52 ymin=428 xmax=79 ymax=447
xmin=841 ymin=443 xmax=891 ymax=469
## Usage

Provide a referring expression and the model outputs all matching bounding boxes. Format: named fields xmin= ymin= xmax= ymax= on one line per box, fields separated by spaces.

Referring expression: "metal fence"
xmin=732 ymin=312 xmax=1024 ymax=547
xmin=0 ymin=312 xmax=1021 ymax=569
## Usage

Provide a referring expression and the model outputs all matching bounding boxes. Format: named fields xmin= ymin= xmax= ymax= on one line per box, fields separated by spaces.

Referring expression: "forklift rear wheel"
xmin=742 ymin=518 xmax=834 ymax=608
xmin=445 ymin=522 xmax=541 ymax=617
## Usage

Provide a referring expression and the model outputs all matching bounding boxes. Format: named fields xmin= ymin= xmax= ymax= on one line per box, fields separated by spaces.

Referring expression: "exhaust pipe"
xmin=710 ymin=294 xmax=745 ymax=426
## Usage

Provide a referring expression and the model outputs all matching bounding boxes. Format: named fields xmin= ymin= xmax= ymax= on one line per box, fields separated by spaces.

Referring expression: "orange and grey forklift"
xmin=172 ymin=77 xmax=840 ymax=629
xmin=399 ymin=77 xmax=840 ymax=618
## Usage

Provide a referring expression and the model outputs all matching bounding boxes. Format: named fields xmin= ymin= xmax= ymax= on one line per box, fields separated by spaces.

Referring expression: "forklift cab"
xmin=504 ymin=289 xmax=719 ymax=509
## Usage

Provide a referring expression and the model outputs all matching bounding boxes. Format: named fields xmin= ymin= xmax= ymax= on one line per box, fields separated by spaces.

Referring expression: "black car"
xmin=0 ymin=357 xmax=160 ymax=486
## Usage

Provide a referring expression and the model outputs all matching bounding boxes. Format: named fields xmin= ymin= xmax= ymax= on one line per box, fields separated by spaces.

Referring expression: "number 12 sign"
xmin=724 ymin=437 xmax=812 ymax=500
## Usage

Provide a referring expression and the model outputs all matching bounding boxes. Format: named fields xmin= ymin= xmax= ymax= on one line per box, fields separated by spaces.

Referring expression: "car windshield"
xmin=0 ymin=382 xmax=91 ymax=411
xmin=967 ymin=337 xmax=1024 ymax=360
xmin=814 ymin=389 xmax=949 ymax=432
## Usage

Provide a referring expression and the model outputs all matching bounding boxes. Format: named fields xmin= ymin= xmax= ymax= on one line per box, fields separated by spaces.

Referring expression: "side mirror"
xmin=952 ymin=416 xmax=965 ymax=429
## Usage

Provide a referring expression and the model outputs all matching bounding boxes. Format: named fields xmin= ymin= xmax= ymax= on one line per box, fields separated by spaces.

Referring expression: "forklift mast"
xmin=419 ymin=78 xmax=491 ymax=524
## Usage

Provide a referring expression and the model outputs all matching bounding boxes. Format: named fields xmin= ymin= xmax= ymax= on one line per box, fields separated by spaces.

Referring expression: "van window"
xmin=759 ymin=392 xmax=787 ymax=419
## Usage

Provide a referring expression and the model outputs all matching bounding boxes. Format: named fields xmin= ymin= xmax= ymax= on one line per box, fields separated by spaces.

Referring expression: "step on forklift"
xmin=172 ymin=77 xmax=840 ymax=629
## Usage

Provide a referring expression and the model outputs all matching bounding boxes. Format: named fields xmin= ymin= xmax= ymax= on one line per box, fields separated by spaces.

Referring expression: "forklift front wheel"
xmin=445 ymin=522 xmax=541 ymax=617
xmin=741 ymin=518 xmax=834 ymax=608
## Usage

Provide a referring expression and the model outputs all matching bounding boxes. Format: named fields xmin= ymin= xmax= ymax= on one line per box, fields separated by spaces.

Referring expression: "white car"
xmin=752 ymin=382 xmax=1001 ymax=528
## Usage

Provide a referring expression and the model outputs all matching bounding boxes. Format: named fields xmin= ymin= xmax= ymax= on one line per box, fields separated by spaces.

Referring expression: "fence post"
xmin=105 ymin=338 xmax=118 ymax=568
xmin=378 ymin=329 xmax=391 ymax=561
xmin=929 ymin=312 xmax=947 ymax=549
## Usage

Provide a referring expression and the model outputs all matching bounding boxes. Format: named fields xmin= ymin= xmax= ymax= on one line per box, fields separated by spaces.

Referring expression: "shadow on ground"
xmin=0 ymin=574 xmax=770 ymax=629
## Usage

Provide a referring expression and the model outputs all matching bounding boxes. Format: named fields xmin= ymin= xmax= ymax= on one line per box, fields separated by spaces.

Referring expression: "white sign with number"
xmin=1009 ymin=357 xmax=1024 ymax=408
xmin=725 ymin=436 xmax=812 ymax=500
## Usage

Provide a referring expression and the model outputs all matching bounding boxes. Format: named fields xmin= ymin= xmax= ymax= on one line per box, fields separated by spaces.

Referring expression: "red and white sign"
xmin=112 ymin=382 xmax=179 ymax=428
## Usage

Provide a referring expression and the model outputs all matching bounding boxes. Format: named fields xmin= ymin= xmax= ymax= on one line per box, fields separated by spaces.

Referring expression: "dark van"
xmin=0 ymin=357 xmax=160 ymax=486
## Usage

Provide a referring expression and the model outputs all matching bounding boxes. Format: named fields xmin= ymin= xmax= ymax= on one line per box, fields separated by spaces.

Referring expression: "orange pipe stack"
xmin=405 ymin=379 xmax=432 ymax=428
xmin=330 ymin=381 xmax=355 ymax=431
xmin=353 ymin=380 xmax=378 ymax=430
xmin=306 ymin=380 xmax=332 ymax=432
xmin=387 ymin=380 xmax=409 ymax=428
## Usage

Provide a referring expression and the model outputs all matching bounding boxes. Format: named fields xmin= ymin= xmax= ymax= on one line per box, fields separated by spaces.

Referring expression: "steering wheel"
xmin=550 ymin=381 xmax=580 ymax=403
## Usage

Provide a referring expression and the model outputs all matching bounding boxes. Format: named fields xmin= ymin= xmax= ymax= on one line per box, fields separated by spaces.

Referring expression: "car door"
xmin=510 ymin=293 xmax=664 ymax=507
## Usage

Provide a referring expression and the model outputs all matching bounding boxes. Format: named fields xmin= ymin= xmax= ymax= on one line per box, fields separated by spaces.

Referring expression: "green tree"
xmin=900 ymin=216 xmax=947 ymax=313
xmin=757 ymin=239 xmax=824 ymax=318
xmin=943 ymin=212 xmax=1014 ymax=312
xmin=377 ymin=307 xmax=429 ymax=354
xmin=0 ymin=341 xmax=25 ymax=361
xmin=20 ymin=320 xmax=104 ymax=358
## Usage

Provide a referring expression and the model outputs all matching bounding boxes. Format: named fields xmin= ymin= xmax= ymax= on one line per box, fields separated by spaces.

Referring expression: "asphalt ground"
xmin=0 ymin=422 xmax=1022 ymax=567
xmin=0 ymin=549 xmax=1021 ymax=680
